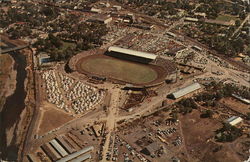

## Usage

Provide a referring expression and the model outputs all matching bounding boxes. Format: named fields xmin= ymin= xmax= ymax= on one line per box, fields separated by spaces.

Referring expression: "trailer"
xmin=56 ymin=146 xmax=94 ymax=162
xmin=41 ymin=143 xmax=61 ymax=161
xmin=50 ymin=139 xmax=68 ymax=157
xmin=56 ymin=136 xmax=76 ymax=154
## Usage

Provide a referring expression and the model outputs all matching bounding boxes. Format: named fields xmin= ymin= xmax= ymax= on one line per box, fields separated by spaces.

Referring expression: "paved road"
xmin=101 ymin=87 xmax=121 ymax=162
xmin=0 ymin=45 xmax=29 ymax=54
xmin=232 ymin=14 xmax=250 ymax=37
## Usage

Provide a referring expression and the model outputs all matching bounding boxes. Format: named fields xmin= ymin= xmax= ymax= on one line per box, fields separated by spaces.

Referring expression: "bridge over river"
xmin=0 ymin=44 xmax=29 ymax=54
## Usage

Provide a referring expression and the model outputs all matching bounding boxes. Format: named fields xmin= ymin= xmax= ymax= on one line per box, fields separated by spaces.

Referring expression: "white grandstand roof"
xmin=108 ymin=46 xmax=157 ymax=60
xmin=171 ymin=83 xmax=201 ymax=99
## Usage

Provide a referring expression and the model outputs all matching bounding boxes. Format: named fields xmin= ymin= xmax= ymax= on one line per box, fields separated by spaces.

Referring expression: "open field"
xmin=76 ymin=55 xmax=166 ymax=85
xmin=37 ymin=102 xmax=74 ymax=135
xmin=201 ymin=143 xmax=242 ymax=162
xmin=216 ymin=15 xmax=239 ymax=22
xmin=179 ymin=110 xmax=224 ymax=161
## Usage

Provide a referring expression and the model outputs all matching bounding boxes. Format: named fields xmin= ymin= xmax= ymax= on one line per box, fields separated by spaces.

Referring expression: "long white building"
xmin=108 ymin=46 xmax=157 ymax=61
xmin=169 ymin=83 xmax=202 ymax=99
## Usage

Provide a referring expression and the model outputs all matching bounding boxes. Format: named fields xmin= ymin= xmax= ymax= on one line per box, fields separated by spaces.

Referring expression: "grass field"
xmin=216 ymin=15 xmax=239 ymax=22
xmin=79 ymin=57 xmax=158 ymax=84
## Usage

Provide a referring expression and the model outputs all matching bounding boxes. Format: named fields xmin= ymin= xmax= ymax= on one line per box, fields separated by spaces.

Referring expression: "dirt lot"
xmin=37 ymin=102 xmax=74 ymax=135
xmin=201 ymin=143 xmax=242 ymax=162
xmin=230 ymin=137 xmax=250 ymax=161
xmin=179 ymin=110 xmax=244 ymax=161
xmin=220 ymin=97 xmax=250 ymax=115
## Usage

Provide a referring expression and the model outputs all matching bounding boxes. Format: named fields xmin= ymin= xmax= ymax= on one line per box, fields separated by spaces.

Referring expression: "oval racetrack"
xmin=77 ymin=55 xmax=159 ymax=85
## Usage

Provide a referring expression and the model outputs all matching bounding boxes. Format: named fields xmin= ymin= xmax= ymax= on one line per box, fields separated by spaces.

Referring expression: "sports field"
xmin=216 ymin=15 xmax=239 ymax=22
xmin=77 ymin=56 xmax=159 ymax=84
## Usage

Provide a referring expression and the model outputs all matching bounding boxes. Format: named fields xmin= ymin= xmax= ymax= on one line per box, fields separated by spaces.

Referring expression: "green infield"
xmin=79 ymin=57 xmax=158 ymax=84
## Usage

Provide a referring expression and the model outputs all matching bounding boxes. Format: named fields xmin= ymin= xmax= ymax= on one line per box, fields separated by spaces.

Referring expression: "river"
xmin=0 ymin=51 xmax=27 ymax=161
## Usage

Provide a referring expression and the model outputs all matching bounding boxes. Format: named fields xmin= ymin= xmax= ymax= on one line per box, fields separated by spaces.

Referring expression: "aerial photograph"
xmin=0 ymin=0 xmax=249 ymax=162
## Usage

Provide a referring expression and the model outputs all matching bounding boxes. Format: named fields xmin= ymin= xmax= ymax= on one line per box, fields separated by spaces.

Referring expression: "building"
xmin=0 ymin=0 xmax=11 ymax=3
xmin=87 ymin=14 xmax=112 ymax=24
xmin=185 ymin=17 xmax=235 ymax=26
xmin=204 ymin=19 xmax=235 ymax=26
xmin=107 ymin=46 xmax=157 ymax=63
xmin=165 ymin=32 xmax=176 ymax=38
xmin=131 ymin=24 xmax=154 ymax=30
xmin=38 ymin=53 xmax=52 ymax=67
xmin=168 ymin=83 xmax=202 ymax=99
xmin=57 ymin=146 xmax=94 ymax=162
xmin=112 ymin=5 xmax=122 ymax=11
xmin=194 ymin=12 xmax=206 ymax=18
xmin=90 ymin=7 xmax=102 ymax=13
xmin=232 ymin=94 xmax=250 ymax=105
xmin=241 ymin=0 xmax=249 ymax=4
xmin=225 ymin=116 xmax=243 ymax=126
xmin=141 ymin=142 xmax=161 ymax=156
xmin=184 ymin=17 xmax=199 ymax=22
xmin=49 ymin=139 xmax=68 ymax=157
xmin=191 ymin=45 xmax=202 ymax=52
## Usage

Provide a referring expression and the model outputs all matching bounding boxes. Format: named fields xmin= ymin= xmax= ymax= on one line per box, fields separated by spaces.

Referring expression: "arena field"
xmin=75 ymin=55 xmax=168 ymax=85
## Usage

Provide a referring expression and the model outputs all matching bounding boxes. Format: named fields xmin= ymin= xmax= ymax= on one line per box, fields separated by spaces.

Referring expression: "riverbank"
xmin=0 ymin=54 xmax=16 ymax=112
xmin=0 ymin=50 xmax=28 ymax=161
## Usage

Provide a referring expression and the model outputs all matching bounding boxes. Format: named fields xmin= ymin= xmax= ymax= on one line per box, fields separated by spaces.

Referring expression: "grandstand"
xmin=107 ymin=46 xmax=157 ymax=64
xmin=70 ymin=48 xmax=177 ymax=87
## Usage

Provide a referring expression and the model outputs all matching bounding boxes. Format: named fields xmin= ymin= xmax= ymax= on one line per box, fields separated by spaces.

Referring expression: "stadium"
xmin=69 ymin=46 xmax=176 ymax=87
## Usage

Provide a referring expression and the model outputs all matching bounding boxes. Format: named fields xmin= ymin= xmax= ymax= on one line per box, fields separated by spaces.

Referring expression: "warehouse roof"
xmin=225 ymin=116 xmax=243 ymax=126
xmin=232 ymin=94 xmax=250 ymax=105
xmin=108 ymin=46 xmax=157 ymax=60
xmin=171 ymin=83 xmax=201 ymax=99
xmin=56 ymin=146 xmax=94 ymax=162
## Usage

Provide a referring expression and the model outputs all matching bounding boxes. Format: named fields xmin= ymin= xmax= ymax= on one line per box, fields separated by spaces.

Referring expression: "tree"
xmin=48 ymin=33 xmax=62 ymax=47
xmin=232 ymin=4 xmax=240 ymax=15
xmin=200 ymin=110 xmax=213 ymax=118
xmin=247 ymin=112 xmax=250 ymax=120
xmin=171 ymin=112 xmax=178 ymax=122
xmin=235 ymin=20 xmax=241 ymax=27
xmin=239 ymin=12 xmax=246 ymax=20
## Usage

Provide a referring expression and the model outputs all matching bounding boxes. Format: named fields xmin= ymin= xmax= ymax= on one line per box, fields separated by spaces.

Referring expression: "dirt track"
xmin=73 ymin=53 xmax=174 ymax=86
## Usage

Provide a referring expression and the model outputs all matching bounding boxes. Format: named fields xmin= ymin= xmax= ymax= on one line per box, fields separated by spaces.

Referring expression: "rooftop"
xmin=108 ymin=46 xmax=157 ymax=60
xmin=171 ymin=83 xmax=202 ymax=99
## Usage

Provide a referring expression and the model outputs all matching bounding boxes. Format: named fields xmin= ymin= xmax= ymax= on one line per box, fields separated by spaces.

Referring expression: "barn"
xmin=107 ymin=46 xmax=157 ymax=64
